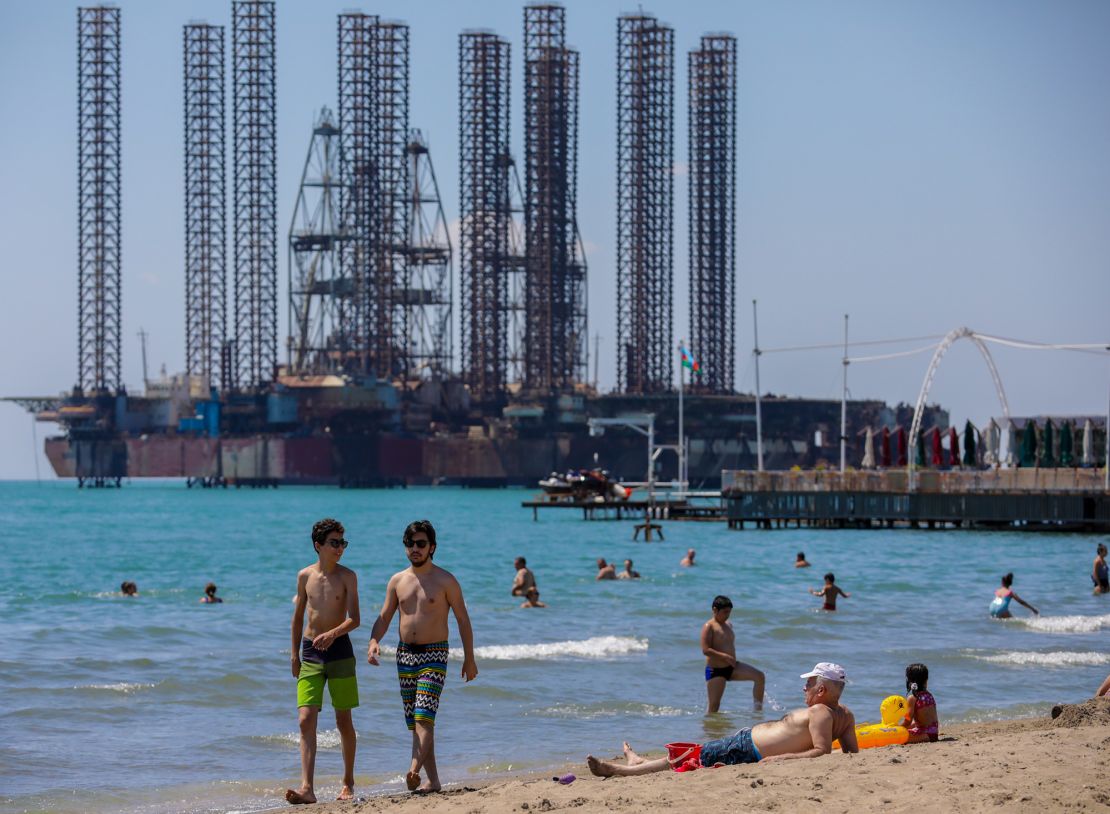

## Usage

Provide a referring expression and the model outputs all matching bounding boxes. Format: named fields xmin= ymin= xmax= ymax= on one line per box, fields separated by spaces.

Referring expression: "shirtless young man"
xmin=618 ymin=559 xmax=640 ymax=579
xmin=596 ymin=558 xmax=617 ymax=580
xmin=586 ymin=663 xmax=858 ymax=777
xmin=287 ymin=518 xmax=361 ymax=805
xmin=680 ymin=548 xmax=696 ymax=567
xmin=511 ymin=557 xmax=536 ymax=597
xmin=366 ymin=520 xmax=478 ymax=793
xmin=702 ymin=595 xmax=765 ymax=713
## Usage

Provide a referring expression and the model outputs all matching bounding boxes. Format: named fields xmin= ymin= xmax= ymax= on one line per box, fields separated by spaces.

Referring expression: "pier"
xmin=723 ymin=469 xmax=1110 ymax=531
xmin=523 ymin=490 xmax=725 ymax=522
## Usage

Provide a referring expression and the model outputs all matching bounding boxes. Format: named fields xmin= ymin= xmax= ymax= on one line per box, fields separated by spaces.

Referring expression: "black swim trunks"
xmin=705 ymin=665 xmax=734 ymax=681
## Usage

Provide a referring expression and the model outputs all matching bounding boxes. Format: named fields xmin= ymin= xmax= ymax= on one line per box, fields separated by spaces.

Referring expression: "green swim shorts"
xmin=297 ymin=634 xmax=359 ymax=710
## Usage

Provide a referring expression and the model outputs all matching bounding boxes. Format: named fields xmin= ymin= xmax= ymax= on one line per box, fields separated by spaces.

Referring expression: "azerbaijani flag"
xmin=679 ymin=344 xmax=700 ymax=374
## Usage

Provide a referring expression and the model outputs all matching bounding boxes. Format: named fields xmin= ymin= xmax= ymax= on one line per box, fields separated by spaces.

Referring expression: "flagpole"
xmin=840 ymin=313 xmax=849 ymax=474
xmin=678 ymin=340 xmax=685 ymax=492
xmin=752 ymin=300 xmax=763 ymax=472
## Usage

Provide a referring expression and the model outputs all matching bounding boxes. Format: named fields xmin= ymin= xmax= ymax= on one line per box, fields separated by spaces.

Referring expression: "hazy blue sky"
xmin=2 ymin=0 xmax=1108 ymax=479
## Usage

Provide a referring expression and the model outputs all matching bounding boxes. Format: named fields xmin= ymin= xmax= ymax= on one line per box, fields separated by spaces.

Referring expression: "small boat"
xmin=538 ymin=468 xmax=633 ymax=502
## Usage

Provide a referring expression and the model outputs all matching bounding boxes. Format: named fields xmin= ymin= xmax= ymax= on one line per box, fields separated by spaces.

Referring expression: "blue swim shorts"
xmin=699 ymin=727 xmax=763 ymax=766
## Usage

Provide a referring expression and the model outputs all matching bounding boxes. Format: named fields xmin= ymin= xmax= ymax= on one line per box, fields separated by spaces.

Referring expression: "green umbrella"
xmin=1040 ymin=420 xmax=1055 ymax=467
xmin=963 ymin=420 xmax=977 ymax=466
xmin=1020 ymin=419 xmax=1038 ymax=467
xmin=1058 ymin=421 xmax=1074 ymax=467
xmin=915 ymin=428 xmax=926 ymax=467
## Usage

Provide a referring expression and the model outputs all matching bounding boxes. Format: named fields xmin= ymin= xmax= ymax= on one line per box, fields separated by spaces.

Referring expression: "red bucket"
xmin=665 ymin=742 xmax=701 ymax=763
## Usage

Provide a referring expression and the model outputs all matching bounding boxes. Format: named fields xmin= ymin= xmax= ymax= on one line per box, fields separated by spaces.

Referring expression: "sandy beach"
xmin=269 ymin=697 xmax=1110 ymax=814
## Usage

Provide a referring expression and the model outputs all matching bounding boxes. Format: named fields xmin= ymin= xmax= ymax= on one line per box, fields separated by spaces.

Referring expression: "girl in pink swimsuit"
xmin=901 ymin=663 xmax=939 ymax=743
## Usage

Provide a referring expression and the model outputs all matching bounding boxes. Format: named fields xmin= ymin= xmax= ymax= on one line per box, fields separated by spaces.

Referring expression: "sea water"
xmin=1 ymin=481 xmax=1107 ymax=814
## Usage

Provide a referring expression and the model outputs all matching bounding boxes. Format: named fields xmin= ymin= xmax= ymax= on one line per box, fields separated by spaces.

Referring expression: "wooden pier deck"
xmin=522 ymin=491 xmax=725 ymax=522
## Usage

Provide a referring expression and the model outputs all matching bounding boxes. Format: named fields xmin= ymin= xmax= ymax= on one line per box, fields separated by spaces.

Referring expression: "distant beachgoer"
xmin=900 ymin=663 xmax=939 ymax=743
xmin=680 ymin=548 xmax=696 ymax=567
xmin=618 ymin=559 xmax=640 ymax=579
xmin=1096 ymin=673 xmax=1110 ymax=697
xmin=1092 ymin=544 xmax=1109 ymax=594
xmin=701 ymin=595 xmax=765 ymax=713
xmin=795 ymin=552 xmax=811 ymax=568
xmin=120 ymin=581 xmax=138 ymax=597
xmin=596 ymin=558 xmax=617 ymax=580
xmin=989 ymin=572 xmax=1038 ymax=618
xmin=511 ymin=556 xmax=537 ymax=597
xmin=811 ymin=573 xmax=850 ymax=611
xmin=200 ymin=582 xmax=222 ymax=604
xmin=287 ymin=518 xmax=361 ymax=806
xmin=586 ymin=662 xmax=857 ymax=776
xmin=366 ymin=520 xmax=477 ymax=794
xmin=520 ymin=587 xmax=547 ymax=608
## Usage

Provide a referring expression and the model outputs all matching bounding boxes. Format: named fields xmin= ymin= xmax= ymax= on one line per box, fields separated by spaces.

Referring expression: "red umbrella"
xmin=948 ymin=426 xmax=960 ymax=467
xmin=880 ymin=426 xmax=892 ymax=468
xmin=896 ymin=426 xmax=907 ymax=466
xmin=931 ymin=427 xmax=943 ymax=467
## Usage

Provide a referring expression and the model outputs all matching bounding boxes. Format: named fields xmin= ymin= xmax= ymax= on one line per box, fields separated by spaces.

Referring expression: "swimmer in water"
xmin=988 ymin=572 xmax=1038 ymax=619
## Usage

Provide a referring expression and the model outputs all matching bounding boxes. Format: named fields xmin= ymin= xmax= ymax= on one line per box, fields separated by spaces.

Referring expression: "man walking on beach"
xmin=366 ymin=520 xmax=478 ymax=793
xmin=287 ymin=518 xmax=361 ymax=805
xmin=702 ymin=595 xmax=765 ymax=713
xmin=586 ymin=662 xmax=857 ymax=776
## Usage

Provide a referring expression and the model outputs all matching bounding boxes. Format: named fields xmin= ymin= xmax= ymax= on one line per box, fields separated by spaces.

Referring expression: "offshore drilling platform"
xmin=16 ymin=3 xmax=945 ymax=487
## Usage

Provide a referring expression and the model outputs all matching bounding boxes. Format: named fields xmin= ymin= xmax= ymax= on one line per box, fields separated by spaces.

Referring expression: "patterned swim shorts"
xmin=396 ymin=641 xmax=448 ymax=729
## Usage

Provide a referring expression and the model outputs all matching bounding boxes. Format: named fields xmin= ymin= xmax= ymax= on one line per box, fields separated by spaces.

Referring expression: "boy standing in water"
xmin=287 ymin=519 xmax=361 ymax=805
xmin=701 ymin=595 xmax=765 ymax=713
xmin=366 ymin=520 xmax=478 ymax=793
xmin=811 ymin=572 xmax=850 ymax=611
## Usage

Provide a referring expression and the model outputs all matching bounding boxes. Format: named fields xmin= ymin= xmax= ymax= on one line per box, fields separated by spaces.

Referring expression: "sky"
xmin=1 ymin=0 xmax=1108 ymax=479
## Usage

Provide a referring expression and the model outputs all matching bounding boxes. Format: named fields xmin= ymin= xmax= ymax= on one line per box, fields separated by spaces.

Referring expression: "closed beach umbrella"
xmin=963 ymin=420 xmax=977 ymax=467
xmin=861 ymin=427 xmax=875 ymax=469
xmin=1020 ymin=419 xmax=1038 ymax=467
xmin=983 ymin=420 xmax=998 ymax=466
xmin=1082 ymin=419 xmax=1094 ymax=466
xmin=1002 ymin=420 xmax=1017 ymax=467
xmin=915 ymin=427 xmax=926 ymax=466
xmin=948 ymin=426 xmax=960 ymax=467
xmin=880 ymin=426 xmax=892 ymax=468
xmin=897 ymin=426 xmax=908 ymax=466
xmin=1040 ymin=420 xmax=1055 ymax=467
xmin=1058 ymin=421 xmax=1074 ymax=467
xmin=931 ymin=427 xmax=943 ymax=467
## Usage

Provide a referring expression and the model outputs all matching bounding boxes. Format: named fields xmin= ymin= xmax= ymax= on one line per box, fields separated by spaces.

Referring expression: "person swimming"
xmin=989 ymin=572 xmax=1038 ymax=618
xmin=1092 ymin=544 xmax=1108 ymax=594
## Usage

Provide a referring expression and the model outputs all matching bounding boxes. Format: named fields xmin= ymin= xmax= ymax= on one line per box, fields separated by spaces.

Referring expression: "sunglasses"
xmin=324 ymin=538 xmax=349 ymax=549
xmin=403 ymin=539 xmax=431 ymax=549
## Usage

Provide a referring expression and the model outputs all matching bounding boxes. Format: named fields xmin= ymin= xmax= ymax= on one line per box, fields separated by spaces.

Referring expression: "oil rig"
xmin=11 ymin=3 xmax=945 ymax=487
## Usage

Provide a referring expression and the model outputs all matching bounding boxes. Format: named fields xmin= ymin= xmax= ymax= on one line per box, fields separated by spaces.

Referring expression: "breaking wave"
xmin=1017 ymin=613 xmax=1110 ymax=634
xmin=967 ymin=650 xmax=1110 ymax=667
xmin=380 ymin=635 xmax=648 ymax=662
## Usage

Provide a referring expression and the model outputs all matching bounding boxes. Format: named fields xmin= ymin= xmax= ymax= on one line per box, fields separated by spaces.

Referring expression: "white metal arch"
xmin=907 ymin=327 xmax=1011 ymax=471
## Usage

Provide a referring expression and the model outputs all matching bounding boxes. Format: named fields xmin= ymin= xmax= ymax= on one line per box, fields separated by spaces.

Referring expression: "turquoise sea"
xmin=1 ymin=481 xmax=1108 ymax=814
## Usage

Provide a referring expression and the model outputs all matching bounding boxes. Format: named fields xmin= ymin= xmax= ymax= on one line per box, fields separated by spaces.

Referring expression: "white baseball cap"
xmin=800 ymin=662 xmax=846 ymax=682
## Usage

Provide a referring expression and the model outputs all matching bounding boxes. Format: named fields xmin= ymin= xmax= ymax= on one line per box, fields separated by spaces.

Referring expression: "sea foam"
xmin=1017 ymin=613 xmax=1110 ymax=634
xmin=381 ymin=635 xmax=648 ymax=662
xmin=968 ymin=650 xmax=1110 ymax=667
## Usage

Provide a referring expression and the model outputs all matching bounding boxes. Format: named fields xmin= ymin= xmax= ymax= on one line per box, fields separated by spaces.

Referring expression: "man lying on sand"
xmin=587 ymin=663 xmax=857 ymax=777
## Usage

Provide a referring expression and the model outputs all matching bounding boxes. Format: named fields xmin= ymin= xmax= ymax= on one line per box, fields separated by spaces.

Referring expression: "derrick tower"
xmin=231 ymin=0 xmax=277 ymax=390
xmin=688 ymin=34 xmax=736 ymax=394
xmin=287 ymin=108 xmax=347 ymax=375
xmin=399 ymin=131 xmax=452 ymax=381
xmin=616 ymin=13 xmax=673 ymax=395
xmin=522 ymin=4 xmax=587 ymax=393
xmin=458 ymin=31 xmax=514 ymax=404
xmin=372 ymin=21 xmax=410 ymax=381
xmin=183 ymin=22 xmax=226 ymax=391
xmin=337 ymin=12 xmax=377 ymax=375
xmin=77 ymin=6 xmax=122 ymax=395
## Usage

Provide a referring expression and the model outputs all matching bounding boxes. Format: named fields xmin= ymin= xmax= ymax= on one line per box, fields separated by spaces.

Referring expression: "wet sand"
xmin=267 ymin=697 xmax=1110 ymax=813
